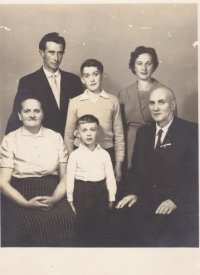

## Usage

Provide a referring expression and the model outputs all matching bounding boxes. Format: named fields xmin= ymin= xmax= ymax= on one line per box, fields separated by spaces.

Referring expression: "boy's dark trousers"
xmin=73 ymin=179 xmax=110 ymax=247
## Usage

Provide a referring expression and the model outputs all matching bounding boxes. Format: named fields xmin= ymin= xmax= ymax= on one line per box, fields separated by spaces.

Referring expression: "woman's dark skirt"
xmin=1 ymin=175 xmax=77 ymax=247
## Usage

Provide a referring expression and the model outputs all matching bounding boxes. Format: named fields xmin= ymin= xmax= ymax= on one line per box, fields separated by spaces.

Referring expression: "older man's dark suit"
xmin=5 ymin=67 xmax=83 ymax=137
xmin=117 ymin=116 xmax=198 ymax=247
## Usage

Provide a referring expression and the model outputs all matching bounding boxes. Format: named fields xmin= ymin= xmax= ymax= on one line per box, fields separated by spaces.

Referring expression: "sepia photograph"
xmin=0 ymin=0 xmax=199 ymax=274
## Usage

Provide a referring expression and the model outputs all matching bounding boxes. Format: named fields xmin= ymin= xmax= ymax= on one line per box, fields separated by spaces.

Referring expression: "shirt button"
xmin=153 ymin=185 xmax=156 ymax=188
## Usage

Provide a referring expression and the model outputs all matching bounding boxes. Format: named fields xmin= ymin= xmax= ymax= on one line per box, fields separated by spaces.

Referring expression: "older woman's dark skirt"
xmin=1 ymin=175 xmax=77 ymax=247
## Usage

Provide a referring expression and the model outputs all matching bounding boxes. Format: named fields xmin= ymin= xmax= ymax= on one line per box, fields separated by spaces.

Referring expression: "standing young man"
xmin=6 ymin=32 xmax=83 ymax=137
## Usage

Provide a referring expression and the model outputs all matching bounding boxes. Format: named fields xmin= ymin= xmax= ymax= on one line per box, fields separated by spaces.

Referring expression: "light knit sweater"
xmin=64 ymin=90 xmax=125 ymax=162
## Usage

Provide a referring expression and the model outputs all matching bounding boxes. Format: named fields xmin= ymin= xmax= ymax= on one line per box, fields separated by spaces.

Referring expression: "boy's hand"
xmin=108 ymin=201 xmax=114 ymax=210
xmin=114 ymin=162 xmax=122 ymax=182
xmin=70 ymin=202 xmax=76 ymax=214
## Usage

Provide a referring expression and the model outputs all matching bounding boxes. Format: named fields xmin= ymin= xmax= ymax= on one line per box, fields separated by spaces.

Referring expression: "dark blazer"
xmin=126 ymin=116 xmax=198 ymax=209
xmin=5 ymin=67 xmax=83 ymax=137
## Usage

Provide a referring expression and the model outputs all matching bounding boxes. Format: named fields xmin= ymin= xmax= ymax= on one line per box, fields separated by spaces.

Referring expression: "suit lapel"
xmin=60 ymin=69 xmax=68 ymax=112
xmin=145 ymin=123 xmax=156 ymax=166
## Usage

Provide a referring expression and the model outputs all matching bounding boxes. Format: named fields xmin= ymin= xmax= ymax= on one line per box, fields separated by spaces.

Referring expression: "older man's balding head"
xmin=151 ymin=86 xmax=175 ymax=100
xmin=149 ymin=87 xmax=176 ymax=127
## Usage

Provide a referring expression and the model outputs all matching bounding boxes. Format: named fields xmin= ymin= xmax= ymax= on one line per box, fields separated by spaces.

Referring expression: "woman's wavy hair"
xmin=129 ymin=46 xmax=159 ymax=75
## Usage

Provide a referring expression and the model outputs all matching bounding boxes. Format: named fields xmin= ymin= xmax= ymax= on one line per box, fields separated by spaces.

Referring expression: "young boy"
xmin=66 ymin=115 xmax=117 ymax=247
xmin=64 ymin=59 xmax=124 ymax=182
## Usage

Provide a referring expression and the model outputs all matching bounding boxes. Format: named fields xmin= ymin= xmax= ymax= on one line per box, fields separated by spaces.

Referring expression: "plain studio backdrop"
xmin=0 ymin=3 xmax=197 ymax=142
xmin=0 ymin=3 xmax=199 ymax=275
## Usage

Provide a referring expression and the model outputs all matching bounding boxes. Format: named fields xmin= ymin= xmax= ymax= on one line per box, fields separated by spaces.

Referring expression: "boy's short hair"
xmin=80 ymin=59 xmax=104 ymax=75
xmin=76 ymin=115 xmax=99 ymax=128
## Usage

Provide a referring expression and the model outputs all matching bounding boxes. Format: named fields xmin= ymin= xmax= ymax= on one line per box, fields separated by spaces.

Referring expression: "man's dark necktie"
xmin=155 ymin=129 xmax=163 ymax=150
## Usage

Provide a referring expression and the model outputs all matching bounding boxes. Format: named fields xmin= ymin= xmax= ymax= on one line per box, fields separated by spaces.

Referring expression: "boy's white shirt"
xmin=66 ymin=143 xmax=117 ymax=202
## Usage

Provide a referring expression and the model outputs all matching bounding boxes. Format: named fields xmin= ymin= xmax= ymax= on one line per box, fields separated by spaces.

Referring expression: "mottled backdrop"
xmin=0 ymin=4 xmax=197 ymax=141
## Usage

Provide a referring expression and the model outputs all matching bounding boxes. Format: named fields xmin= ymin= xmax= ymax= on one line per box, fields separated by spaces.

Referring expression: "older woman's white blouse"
xmin=0 ymin=126 xmax=68 ymax=178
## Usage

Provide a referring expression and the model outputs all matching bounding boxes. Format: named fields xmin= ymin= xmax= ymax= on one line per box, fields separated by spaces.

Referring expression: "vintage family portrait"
xmin=0 ymin=1 xmax=199 ymax=274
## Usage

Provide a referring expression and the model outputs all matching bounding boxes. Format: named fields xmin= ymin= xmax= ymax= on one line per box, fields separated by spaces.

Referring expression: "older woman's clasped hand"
xmin=26 ymin=196 xmax=54 ymax=210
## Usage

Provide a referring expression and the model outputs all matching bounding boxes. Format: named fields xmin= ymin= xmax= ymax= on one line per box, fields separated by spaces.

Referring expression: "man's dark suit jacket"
xmin=126 ymin=115 xmax=198 ymax=211
xmin=6 ymin=67 xmax=83 ymax=137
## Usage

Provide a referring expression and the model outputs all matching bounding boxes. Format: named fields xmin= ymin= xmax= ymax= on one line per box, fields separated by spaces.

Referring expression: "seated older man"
xmin=110 ymin=87 xmax=198 ymax=247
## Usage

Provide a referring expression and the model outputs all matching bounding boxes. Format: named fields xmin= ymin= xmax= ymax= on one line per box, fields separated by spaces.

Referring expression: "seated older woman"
xmin=1 ymin=95 xmax=76 ymax=247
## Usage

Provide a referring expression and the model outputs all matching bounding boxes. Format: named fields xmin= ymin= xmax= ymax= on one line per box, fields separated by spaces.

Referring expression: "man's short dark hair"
xmin=80 ymin=59 xmax=104 ymax=75
xmin=76 ymin=114 xmax=99 ymax=128
xmin=39 ymin=32 xmax=66 ymax=51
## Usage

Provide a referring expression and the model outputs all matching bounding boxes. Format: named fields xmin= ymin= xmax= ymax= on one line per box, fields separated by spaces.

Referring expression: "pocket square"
xmin=160 ymin=143 xmax=171 ymax=148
